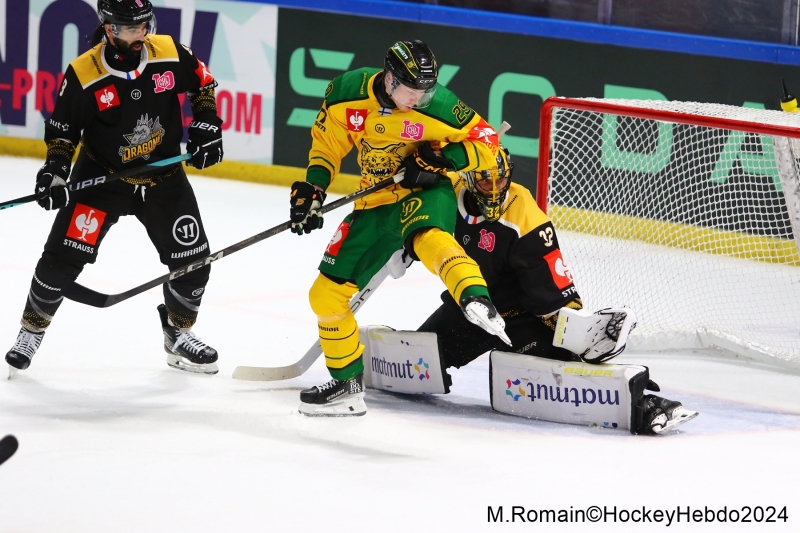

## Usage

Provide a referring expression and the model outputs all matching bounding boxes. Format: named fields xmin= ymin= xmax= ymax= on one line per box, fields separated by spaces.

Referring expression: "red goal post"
xmin=535 ymin=97 xmax=800 ymax=366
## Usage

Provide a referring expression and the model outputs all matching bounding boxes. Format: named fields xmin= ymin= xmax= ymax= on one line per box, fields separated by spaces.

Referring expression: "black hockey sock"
xmin=162 ymin=282 xmax=203 ymax=329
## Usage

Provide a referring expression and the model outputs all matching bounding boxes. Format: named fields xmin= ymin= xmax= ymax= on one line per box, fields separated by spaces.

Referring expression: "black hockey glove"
xmin=35 ymin=155 xmax=71 ymax=211
xmin=290 ymin=181 xmax=327 ymax=235
xmin=186 ymin=114 xmax=223 ymax=169
xmin=400 ymin=142 xmax=453 ymax=189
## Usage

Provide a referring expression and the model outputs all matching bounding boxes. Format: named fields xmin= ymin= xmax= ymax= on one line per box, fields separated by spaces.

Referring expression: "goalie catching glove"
xmin=35 ymin=155 xmax=71 ymax=211
xmin=400 ymin=142 xmax=453 ymax=189
xmin=290 ymin=181 xmax=327 ymax=235
xmin=552 ymin=306 xmax=637 ymax=363
xmin=186 ymin=115 xmax=223 ymax=169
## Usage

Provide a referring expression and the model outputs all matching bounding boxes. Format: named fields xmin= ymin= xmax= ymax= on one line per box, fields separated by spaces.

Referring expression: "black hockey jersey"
xmin=45 ymin=34 xmax=215 ymax=172
xmin=451 ymin=179 xmax=581 ymax=317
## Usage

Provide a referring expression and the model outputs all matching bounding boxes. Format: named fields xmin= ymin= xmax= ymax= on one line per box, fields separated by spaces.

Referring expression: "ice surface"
xmin=0 ymin=156 xmax=798 ymax=532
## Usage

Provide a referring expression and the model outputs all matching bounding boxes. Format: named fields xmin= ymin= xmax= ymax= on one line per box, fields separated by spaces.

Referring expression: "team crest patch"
xmin=477 ymin=229 xmax=495 ymax=252
xmin=544 ymin=249 xmax=574 ymax=289
xmin=119 ymin=114 xmax=164 ymax=163
xmin=66 ymin=204 xmax=106 ymax=246
xmin=346 ymin=109 xmax=367 ymax=132
xmin=400 ymin=120 xmax=424 ymax=141
xmin=325 ymin=221 xmax=350 ymax=257
xmin=360 ymin=140 xmax=405 ymax=181
xmin=152 ymin=71 xmax=175 ymax=93
xmin=94 ymin=84 xmax=120 ymax=111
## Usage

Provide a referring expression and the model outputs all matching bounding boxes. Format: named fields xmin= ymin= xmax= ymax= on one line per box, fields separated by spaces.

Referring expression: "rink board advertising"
xmin=3 ymin=1 xmax=800 ymax=194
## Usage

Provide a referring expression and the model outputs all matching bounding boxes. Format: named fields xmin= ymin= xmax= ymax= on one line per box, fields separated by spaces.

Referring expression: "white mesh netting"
xmin=545 ymin=98 xmax=800 ymax=366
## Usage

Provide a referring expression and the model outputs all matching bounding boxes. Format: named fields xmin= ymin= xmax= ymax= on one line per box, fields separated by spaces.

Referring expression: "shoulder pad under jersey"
xmin=325 ymin=67 xmax=380 ymax=107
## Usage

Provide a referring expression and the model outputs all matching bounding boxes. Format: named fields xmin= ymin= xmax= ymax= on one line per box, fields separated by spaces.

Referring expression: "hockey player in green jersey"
xmin=289 ymin=40 xmax=511 ymax=416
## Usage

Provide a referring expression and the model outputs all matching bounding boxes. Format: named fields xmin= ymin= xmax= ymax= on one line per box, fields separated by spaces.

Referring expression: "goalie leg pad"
xmin=552 ymin=306 xmax=637 ymax=363
xmin=489 ymin=350 xmax=650 ymax=433
xmin=361 ymin=326 xmax=449 ymax=394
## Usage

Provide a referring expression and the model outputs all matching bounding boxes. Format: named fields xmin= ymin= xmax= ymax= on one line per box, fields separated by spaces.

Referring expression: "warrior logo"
xmin=152 ymin=71 xmax=175 ymax=93
xmin=66 ymin=204 xmax=107 ymax=246
xmin=477 ymin=229 xmax=496 ymax=252
xmin=360 ymin=140 xmax=405 ymax=182
xmin=400 ymin=197 xmax=422 ymax=223
xmin=400 ymin=120 xmax=425 ymax=141
xmin=173 ymin=215 xmax=200 ymax=246
xmin=119 ymin=114 xmax=164 ymax=163
xmin=346 ymin=109 xmax=367 ymax=132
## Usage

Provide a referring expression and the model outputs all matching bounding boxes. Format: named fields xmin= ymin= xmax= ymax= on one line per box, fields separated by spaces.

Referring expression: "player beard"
xmin=113 ymin=38 xmax=144 ymax=59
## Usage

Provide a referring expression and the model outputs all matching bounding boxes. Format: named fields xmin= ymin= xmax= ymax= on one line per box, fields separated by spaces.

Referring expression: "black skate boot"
xmin=5 ymin=326 xmax=45 ymax=376
xmin=643 ymin=394 xmax=698 ymax=434
xmin=299 ymin=373 xmax=366 ymax=417
xmin=158 ymin=305 xmax=218 ymax=375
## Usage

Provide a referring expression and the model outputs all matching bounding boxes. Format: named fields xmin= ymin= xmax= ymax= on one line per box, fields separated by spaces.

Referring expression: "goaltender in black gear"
xmin=5 ymin=0 xmax=224 ymax=375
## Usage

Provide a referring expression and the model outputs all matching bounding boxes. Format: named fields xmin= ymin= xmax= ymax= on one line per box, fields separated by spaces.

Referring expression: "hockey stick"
xmin=231 ymin=265 xmax=390 ymax=381
xmin=231 ymin=121 xmax=513 ymax=381
xmin=0 ymin=153 xmax=191 ymax=211
xmin=61 ymin=172 xmax=405 ymax=308
xmin=0 ymin=435 xmax=18 ymax=466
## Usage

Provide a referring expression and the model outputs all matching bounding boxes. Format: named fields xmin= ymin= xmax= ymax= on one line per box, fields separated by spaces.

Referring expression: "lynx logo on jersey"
xmin=346 ymin=109 xmax=367 ymax=132
xmin=152 ymin=71 xmax=175 ymax=93
xmin=325 ymin=221 xmax=350 ymax=257
xmin=66 ymin=204 xmax=107 ymax=246
xmin=544 ymin=249 xmax=573 ymax=289
xmin=477 ymin=229 xmax=496 ymax=252
xmin=400 ymin=120 xmax=425 ymax=141
xmin=360 ymin=140 xmax=405 ymax=181
xmin=119 ymin=114 xmax=165 ymax=163
xmin=94 ymin=84 xmax=120 ymax=111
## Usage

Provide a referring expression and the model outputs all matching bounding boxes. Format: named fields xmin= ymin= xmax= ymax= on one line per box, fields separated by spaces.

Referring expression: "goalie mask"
xmin=384 ymin=40 xmax=438 ymax=109
xmin=461 ymin=145 xmax=513 ymax=222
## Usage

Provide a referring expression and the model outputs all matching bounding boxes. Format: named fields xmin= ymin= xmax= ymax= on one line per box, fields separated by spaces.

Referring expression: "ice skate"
xmin=6 ymin=326 xmax=45 ymax=376
xmin=460 ymin=296 xmax=512 ymax=346
xmin=158 ymin=305 xmax=218 ymax=375
xmin=643 ymin=395 xmax=698 ymax=434
xmin=299 ymin=373 xmax=367 ymax=417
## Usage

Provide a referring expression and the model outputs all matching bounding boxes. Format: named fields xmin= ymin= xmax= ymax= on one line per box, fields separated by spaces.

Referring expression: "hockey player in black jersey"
xmin=368 ymin=146 xmax=698 ymax=434
xmin=5 ymin=0 xmax=223 ymax=375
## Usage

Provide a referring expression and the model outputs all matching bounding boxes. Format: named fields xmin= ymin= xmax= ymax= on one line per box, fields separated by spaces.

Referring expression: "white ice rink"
xmin=1 ymin=155 xmax=799 ymax=532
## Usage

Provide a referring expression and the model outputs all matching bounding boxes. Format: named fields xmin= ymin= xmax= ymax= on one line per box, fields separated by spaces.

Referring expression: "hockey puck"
xmin=0 ymin=434 xmax=19 ymax=466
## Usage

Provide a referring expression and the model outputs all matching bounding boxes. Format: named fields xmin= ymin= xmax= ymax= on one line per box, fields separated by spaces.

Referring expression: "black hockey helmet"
xmin=97 ymin=0 xmax=156 ymax=35
xmin=384 ymin=40 xmax=438 ymax=107
xmin=461 ymin=145 xmax=514 ymax=222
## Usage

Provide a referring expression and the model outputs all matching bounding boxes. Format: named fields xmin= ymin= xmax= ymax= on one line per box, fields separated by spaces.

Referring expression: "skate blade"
xmin=652 ymin=409 xmax=699 ymax=434
xmin=8 ymin=365 xmax=18 ymax=380
xmin=166 ymin=353 xmax=219 ymax=375
xmin=298 ymin=393 xmax=367 ymax=417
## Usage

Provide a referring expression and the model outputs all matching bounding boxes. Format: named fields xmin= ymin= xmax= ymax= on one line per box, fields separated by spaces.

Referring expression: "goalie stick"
xmin=0 ymin=434 xmax=18 ymax=466
xmin=0 ymin=153 xmax=191 ymax=211
xmin=61 ymin=172 xmax=405 ymax=308
xmin=230 ymin=121 xmax=513 ymax=381
xmin=231 ymin=265 xmax=390 ymax=381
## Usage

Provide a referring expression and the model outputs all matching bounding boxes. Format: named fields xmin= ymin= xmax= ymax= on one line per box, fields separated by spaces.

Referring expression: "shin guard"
xmin=309 ymin=274 xmax=363 ymax=380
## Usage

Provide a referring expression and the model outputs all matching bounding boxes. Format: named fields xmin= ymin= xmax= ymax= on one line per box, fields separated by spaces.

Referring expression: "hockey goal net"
xmin=537 ymin=97 xmax=800 ymax=366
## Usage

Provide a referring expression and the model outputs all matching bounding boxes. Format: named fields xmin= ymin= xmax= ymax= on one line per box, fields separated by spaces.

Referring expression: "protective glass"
xmin=110 ymin=18 xmax=156 ymax=39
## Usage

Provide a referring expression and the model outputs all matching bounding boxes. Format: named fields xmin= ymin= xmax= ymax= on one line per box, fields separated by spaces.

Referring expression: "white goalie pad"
xmin=552 ymin=307 xmax=637 ymax=363
xmin=361 ymin=326 xmax=447 ymax=394
xmin=490 ymin=351 xmax=649 ymax=433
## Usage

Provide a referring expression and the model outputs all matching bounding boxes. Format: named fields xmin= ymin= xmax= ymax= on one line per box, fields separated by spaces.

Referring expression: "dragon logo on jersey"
xmin=505 ymin=379 xmax=526 ymax=401
xmin=119 ymin=114 xmax=164 ymax=163
xmin=360 ymin=140 xmax=405 ymax=181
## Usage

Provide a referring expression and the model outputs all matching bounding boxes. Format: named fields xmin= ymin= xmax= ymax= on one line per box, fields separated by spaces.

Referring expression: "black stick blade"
xmin=0 ymin=434 xmax=19 ymax=466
